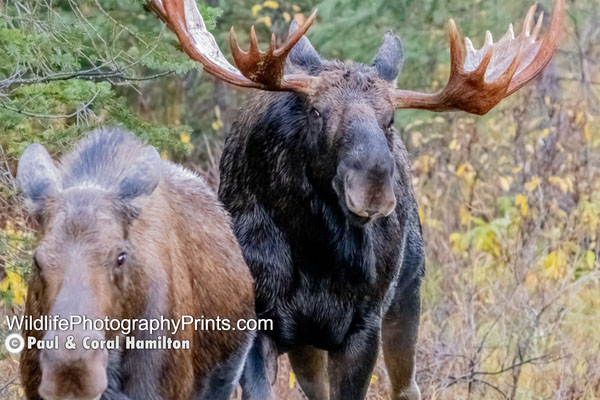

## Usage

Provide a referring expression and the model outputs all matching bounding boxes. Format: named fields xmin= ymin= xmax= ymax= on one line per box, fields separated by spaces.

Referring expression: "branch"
xmin=0 ymin=91 xmax=99 ymax=119
xmin=1 ymin=68 xmax=174 ymax=86
xmin=471 ymin=355 xmax=551 ymax=377
xmin=445 ymin=375 xmax=509 ymax=400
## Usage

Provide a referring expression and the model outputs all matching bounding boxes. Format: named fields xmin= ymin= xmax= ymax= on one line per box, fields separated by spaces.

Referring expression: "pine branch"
xmin=0 ymin=90 xmax=99 ymax=119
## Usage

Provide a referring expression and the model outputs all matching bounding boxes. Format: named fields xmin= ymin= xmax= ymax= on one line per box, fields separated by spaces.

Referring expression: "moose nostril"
xmin=366 ymin=209 xmax=379 ymax=218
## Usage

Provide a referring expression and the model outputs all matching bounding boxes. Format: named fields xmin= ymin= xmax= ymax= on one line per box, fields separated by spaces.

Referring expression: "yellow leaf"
xmin=584 ymin=123 xmax=591 ymax=142
xmin=543 ymin=251 xmax=567 ymax=280
xmin=1 ymin=270 xmax=27 ymax=306
xmin=252 ymin=4 xmax=263 ymax=16
xmin=5 ymin=220 xmax=17 ymax=237
xmin=473 ymin=230 xmax=500 ymax=256
xmin=448 ymin=139 xmax=460 ymax=151
xmin=548 ymin=176 xmax=570 ymax=193
xmin=456 ymin=163 xmax=468 ymax=177
xmin=525 ymin=176 xmax=540 ymax=192
xmin=540 ymin=128 xmax=550 ymax=139
xmin=418 ymin=207 xmax=424 ymax=224
xmin=257 ymin=16 xmax=272 ymax=28
xmin=283 ymin=12 xmax=291 ymax=22
xmin=499 ymin=176 xmax=512 ymax=192
xmin=459 ymin=204 xmax=471 ymax=225
xmin=289 ymin=372 xmax=296 ymax=389
xmin=370 ymin=374 xmax=378 ymax=385
xmin=449 ymin=232 xmax=466 ymax=254
xmin=586 ymin=251 xmax=595 ymax=269
xmin=160 ymin=152 xmax=169 ymax=160
xmin=515 ymin=194 xmax=528 ymax=217
xmin=419 ymin=154 xmax=431 ymax=174
xmin=263 ymin=1 xmax=279 ymax=9
xmin=180 ymin=133 xmax=191 ymax=144
xmin=456 ymin=162 xmax=475 ymax=187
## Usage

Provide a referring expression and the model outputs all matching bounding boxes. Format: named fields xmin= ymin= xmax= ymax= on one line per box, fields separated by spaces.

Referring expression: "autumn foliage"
xmin=1 ymin=0 xmax=599 ymax=399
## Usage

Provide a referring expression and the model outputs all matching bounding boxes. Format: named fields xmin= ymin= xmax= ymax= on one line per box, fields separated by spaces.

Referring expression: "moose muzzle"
xmin=38 ymin=327 xmax=108 ymax=400
xmin=339 ymin=120 xmax=397 ymax=221
xmin=344 ymin=166 xmax=396 ymax=219
xmin=38 ymin=278 xmax=109 ymax=400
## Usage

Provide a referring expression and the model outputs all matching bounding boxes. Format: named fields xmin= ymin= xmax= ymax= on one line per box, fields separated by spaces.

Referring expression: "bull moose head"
xmin=148 ymin=0 xmax=563 ymax=222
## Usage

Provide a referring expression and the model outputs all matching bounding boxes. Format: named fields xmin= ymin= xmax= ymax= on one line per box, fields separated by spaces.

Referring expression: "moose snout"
xmin=39 ymin=329 xmax=108 ymax=400
xmin=337 ymin=119 xmax=397 ymax=221
xmin=343 ymin=157 xmax=396 ymax=221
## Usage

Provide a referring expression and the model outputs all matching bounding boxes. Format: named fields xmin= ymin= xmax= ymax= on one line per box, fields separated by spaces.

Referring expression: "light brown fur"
xmin=18 ymin=129 xmax=255 ymax=399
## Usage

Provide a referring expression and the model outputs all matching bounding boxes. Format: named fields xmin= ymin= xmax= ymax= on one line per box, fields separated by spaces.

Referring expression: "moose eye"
xmin=116 ymin=252 xmax=127 ymax=266
xmin=309 ymin=107 xmax=323 ymax=134
xmin=387 ymin=114 xmax=395 ymax=129
xmin=310 ymin=108 xmax=321 ymax=119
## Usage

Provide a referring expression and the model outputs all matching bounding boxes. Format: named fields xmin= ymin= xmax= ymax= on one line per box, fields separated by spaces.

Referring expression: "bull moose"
xmin=17 ymin=128 xmax=256 ymax=400
xmin=148 ymin=0 xmax=564 ymax=398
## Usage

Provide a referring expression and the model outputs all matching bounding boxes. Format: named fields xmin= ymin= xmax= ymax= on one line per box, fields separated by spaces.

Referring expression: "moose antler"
xmin=392 ymin=0 xmax=564 ymax=115
xmin=148 ymin=0 xmax=318 ymax=93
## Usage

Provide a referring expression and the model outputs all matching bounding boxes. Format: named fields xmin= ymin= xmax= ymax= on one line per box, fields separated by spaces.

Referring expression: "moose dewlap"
xmin=16 ymin=128 xmax=256 ymax=400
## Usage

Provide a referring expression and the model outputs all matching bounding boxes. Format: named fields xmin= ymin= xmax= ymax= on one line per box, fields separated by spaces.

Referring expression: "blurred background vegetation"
xmin=0 ymin=0 xmax=598 ymax=399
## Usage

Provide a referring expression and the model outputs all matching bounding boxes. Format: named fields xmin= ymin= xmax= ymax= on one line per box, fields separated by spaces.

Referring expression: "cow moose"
xmin=17 ymin=128 xmax=256 ymax=400
xmin=148 ymin=0 xmax=564 ymax=399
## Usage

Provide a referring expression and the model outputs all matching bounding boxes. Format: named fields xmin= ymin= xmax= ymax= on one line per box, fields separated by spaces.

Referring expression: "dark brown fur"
xmin=218 ymin=29 xmax=423 ymax=400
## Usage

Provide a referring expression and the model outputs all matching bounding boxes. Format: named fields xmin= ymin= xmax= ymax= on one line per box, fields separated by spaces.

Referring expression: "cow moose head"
xmin=17 ymin=132 xmax=161 ymax=400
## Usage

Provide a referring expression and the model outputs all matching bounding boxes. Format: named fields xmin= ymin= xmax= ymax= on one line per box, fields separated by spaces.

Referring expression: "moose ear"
xmin=17 ymin=144 xmax=60 ymax=215
xmin=287 ymin=20 xmax=321 ymax=71
xmin=372 ymin=32 xmax=404 ymax=83
xmin=117 ymin=145 xmax=161 ymax=215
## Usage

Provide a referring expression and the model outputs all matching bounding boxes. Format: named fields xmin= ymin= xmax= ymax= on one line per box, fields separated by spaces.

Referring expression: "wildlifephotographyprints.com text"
xmin=3 ymin=315 xmax=273 ymax=353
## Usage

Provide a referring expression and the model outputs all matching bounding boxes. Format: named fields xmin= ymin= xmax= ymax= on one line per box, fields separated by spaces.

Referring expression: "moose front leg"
xmin=328 ymin=326 xmax=380 ymax=400
xmin=288 ymin=346 xmax=329 ymax=400
xmin=382 ymin=281 xmax=421 ymax=400
xmin=240 ymin=333 xmax=278 ymax=400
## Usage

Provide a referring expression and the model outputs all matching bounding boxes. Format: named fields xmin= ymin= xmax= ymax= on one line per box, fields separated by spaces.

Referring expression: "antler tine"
xmin=523 ymin=3 xmax=537 ymax=36
xmin=508 ymin=0 xmax=563 ymax=93
xmin=531 ymin=13 xmax=544 ymax=42
xmin=229 ymin=9 xmax=318 ymax=89
xmin=391 ymin=0 xmax=564 ymax=115
xmin=276 ymin=9 xmax=318 ymax=58
xmin=473 ymin=37 xmax=494 ymax=80
xmin=448 ymin=19 xmax=465 ymax=75
xmin=148 ymin=0 xmax=168 ymax=22
xmin=147 ymin=0 xmax=318 ymax=93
